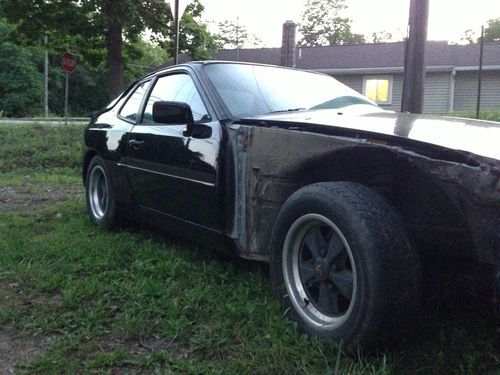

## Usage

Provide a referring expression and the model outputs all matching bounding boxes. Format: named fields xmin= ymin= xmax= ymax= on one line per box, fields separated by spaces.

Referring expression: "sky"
xmin=200 ymin=0 xmax=500 ymax=47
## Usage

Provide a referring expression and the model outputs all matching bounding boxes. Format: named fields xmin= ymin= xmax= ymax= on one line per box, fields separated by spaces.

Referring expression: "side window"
xmin=363 ymin=76 xmax=393 ymax=105
xmin=142 ymin=74 xmax=210 ymax=124
xmin=119 ymin=81 xmax=150 ymax=122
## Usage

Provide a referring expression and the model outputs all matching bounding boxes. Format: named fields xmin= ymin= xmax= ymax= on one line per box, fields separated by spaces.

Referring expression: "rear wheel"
xmin=85 ymin=156 xmax=118 ymax=228
xmin=270 ymin=182 xmax=421 ymax=349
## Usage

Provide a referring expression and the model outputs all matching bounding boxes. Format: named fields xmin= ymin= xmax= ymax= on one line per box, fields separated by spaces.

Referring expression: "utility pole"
xmin=476 ymin=26 xmax=485 ymax=119
xmin=236 ymin=16 xmax=240 ymax=62
xmin=170 ymin=0 xmax=190 ymax=65
xmin=401 ymin=0 xmax=429 ymax=114
xmin=173 ymin=0 xmax=180 ymax=64
xmin=44 ymin=36 xmax=49 ymax=118
xmin=64 ymin=71 xmax=69 ymax=126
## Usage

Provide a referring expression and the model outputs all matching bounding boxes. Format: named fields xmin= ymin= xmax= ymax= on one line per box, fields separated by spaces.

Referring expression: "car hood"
xmin=245 ymin=108 xmax=500 ymax=161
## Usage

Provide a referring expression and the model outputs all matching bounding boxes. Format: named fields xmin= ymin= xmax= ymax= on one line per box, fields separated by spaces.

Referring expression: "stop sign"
xmin=61 ymin=52 xmax=77 ymax=73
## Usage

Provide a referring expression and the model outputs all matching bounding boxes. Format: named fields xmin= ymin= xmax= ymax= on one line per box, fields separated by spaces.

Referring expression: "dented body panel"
xmin=228 ymin=111 xmax=500 ymax=267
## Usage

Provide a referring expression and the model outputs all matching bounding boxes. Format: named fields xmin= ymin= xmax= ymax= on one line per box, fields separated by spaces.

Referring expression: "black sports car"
xmin=83 ymin=61 xmax=500 ymax=349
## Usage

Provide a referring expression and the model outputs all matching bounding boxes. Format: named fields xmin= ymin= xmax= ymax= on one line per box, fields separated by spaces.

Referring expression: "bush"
xmin=0 ymin=42 xmax=43 ymax=117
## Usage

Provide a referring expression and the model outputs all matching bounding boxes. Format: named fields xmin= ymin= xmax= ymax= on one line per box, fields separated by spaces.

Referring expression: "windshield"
xmin=203 ymin=63 xmax=379 ymax=118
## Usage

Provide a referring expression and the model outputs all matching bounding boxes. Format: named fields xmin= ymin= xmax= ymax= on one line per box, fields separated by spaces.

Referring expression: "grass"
xmin=0 ymin=124 xmax=82 ymax=188
xmin=448 ymin=111 xmax=500 ymax=122
xmin=0 ymin=201 xmax=394 ymax=374
xmin=0 ymin=124 xmax=83 ymax=173
xmin=0 ymin=125 xmax=498 ymax=374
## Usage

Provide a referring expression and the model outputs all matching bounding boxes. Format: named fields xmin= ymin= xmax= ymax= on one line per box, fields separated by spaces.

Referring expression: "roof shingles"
xmin=212 ymin=41 xmax=500 ymax=70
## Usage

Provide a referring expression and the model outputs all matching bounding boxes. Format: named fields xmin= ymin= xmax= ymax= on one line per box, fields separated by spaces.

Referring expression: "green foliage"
xmin=371 ymin=31 xmax=393 ymax=43
xmin=43 ymin=55 xmax=110 ymax=117
xmin=126 ymin=39 xmax=169 ymax=72
xmin=0 ymin=42 xmax=43 ymax=117
xmin=450 ymin=111 xmax=500 ymax=122
xmin=0 ymin=3 xmax=203 ymax=117
xmin=461 ymin=29 xmax=476 ymax=44
xmin=462 ymin=18 xmax=500 ymax=44
xmin=483 ymin=18 xmax=500 ymax=42
xmin=0 ymin=19 xmax=43 ymax=117
xmin=298 ymin=0 xmax=365 ymax=46
xmin=0 ymin=12 xmax=112 ymax=116
xmin=0 ymin=0 xmax=216 ymax=100
xmin=214 ymin=19 xmax=263 ymax=49
xmin=177 ymin=9 xmax=218 ymax=60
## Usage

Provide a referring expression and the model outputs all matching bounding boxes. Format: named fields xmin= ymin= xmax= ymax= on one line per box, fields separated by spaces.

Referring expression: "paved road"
xmin=0 ymin=118 xmax=89 ymax=126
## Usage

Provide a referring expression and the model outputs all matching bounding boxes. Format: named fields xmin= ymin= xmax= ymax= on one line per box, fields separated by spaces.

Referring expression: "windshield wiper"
xmin=268 ymin=107 xmax=307 ymax=114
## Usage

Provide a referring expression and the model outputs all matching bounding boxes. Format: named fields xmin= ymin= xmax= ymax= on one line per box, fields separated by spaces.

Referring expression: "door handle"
xmin=128 ymin=139 xmax=144 ymax=148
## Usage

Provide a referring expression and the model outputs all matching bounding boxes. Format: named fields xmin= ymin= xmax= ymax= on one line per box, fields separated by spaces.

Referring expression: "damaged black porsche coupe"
xmin=83 ymin=62 xmax=500 ymax=349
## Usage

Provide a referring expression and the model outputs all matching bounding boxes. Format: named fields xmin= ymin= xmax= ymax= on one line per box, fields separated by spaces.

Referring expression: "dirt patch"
xmin=0 ymin=329 xmax=56 ymax=374
xmin=0 ymin=184 xmax=83 ymax=213
xmin=0 ymin=283 xmax=61 ymax=374
xmin=0 ymin=282 xmax=62 ymax=309
xmin=93 ymin=335 xmax=193 ymax=359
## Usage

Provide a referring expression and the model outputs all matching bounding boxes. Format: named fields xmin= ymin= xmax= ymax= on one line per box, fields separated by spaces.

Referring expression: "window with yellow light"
xmin=363 ymin=76 xmax=393 ymax=105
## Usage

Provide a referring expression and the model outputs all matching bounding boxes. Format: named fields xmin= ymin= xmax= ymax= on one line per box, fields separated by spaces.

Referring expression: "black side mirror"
xmin=152 ymin=101 xmax=195 ymax=136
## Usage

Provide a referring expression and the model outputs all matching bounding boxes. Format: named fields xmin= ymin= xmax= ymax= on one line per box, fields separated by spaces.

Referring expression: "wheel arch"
xmin=245 ymin=144 xmax=476 ymax=262
xmin=283 ymin=146 xmax=476 ymax=260
xmin=82 ymin=149 xmax=98 ymax=184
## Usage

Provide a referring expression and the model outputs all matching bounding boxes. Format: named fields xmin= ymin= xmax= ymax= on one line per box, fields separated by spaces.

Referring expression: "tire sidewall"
xmin=85 ymin=156 xmax=117 ymax=228
xmin=270 ymin=183 xmax=398 ymax=347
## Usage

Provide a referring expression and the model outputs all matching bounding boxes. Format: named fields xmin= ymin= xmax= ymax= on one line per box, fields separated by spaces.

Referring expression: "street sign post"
xmin=169 ymin=0 xmax=190 ymax=64
xmin=61 ymin=52 xmax=77 ymax=73
xmin=61 ymin=52 xmax=77 ymax=126
xmin=44 ymin=36 xmax=49 ymax=118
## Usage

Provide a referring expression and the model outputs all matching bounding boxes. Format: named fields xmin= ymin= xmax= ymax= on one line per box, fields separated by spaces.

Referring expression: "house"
xmin=212 ymin=23 xmax=500 ymax=114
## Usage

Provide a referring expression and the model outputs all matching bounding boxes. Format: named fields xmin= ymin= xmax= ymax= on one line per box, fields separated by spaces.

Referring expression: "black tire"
xmin=85 ymin=156 xmax=119 ymax=229
xmin=270 ymin=182 xmax=421 ymax=350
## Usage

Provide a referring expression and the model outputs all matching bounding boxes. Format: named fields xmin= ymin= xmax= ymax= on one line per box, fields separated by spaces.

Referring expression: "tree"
xmin=462 ymin=19 xmax=500 ymax=44
xmin=0 ymin=0 xmax=216 ymax=99
xmin=214 ymin=20 xmax=263 ymax=49
xmin=176 ymin=8 xmax=218 ymax=60
xmin=127 ymin=39 xmax=170 ymax=73
xmin=298 ymin=0 xmax=365 ymax=46
xmin=371 ymin=31 xmax=393 ymax=43
xmin=0 ymin=19 xmax=43 ymax=117
xmin=483 ymin=18 xmax=500 ymax=42
xmin=461 ymin=29 xmax=476 ymax=44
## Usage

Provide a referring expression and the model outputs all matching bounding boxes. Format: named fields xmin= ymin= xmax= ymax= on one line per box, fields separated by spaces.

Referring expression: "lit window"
xmin=363 ymin=76 xmax=393 ymax=104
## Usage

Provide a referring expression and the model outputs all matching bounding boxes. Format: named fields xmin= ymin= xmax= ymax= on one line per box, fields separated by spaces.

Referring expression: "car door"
xmin=125 ymin=70 xmax=223 ymax=231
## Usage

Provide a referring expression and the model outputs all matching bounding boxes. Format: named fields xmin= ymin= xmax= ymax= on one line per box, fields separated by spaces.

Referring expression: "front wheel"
xmin=270 ymin=182 xmax=421 ymax=350
xmin=85 ymin=156 xmax=118 ymax=228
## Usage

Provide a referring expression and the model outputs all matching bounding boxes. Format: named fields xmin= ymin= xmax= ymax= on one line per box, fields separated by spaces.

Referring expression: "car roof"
xmin=144 ymin=60 xmax=327 ymax=81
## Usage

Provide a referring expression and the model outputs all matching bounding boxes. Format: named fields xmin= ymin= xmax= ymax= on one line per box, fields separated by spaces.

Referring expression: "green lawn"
xmin=448 ymin=111 xmax=500 ymax=122
xmin=0 ymin=125 xmax=498 ymax=374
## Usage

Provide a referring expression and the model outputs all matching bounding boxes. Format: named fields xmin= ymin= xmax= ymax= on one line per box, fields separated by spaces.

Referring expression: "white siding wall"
xmin=334 ymin=74 xmax=403 ymax=112
xmin=334 ymin=75 xmax=363 ymax=93
xmin=332 ymin=70 xmax=500 ymax=113
xmin=387 ymin=74 xmax=404 ymax=112
xmin=453 ymin=71 xmax=500 ymax=111
xmin=423 ymin=72 xmax=451 ymax=113
xmin=335 ymin=73 xmax=450 ymax=113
